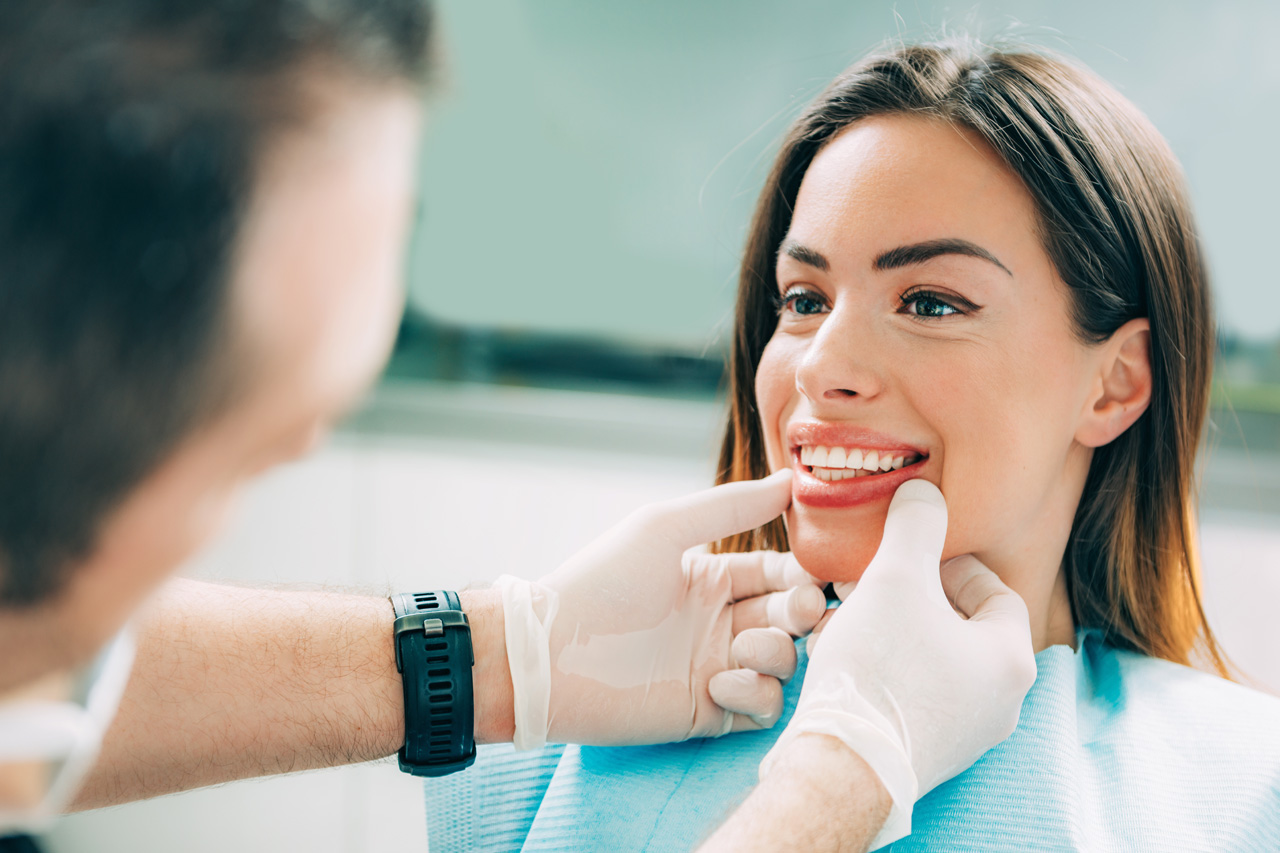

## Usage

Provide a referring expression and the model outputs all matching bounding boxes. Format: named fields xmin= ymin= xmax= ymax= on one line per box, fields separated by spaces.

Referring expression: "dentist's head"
xmin=0 ymin=0 xmax=435 ymax=693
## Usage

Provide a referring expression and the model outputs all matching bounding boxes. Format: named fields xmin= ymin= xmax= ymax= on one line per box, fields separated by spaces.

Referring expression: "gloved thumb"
xmin=941 ymin=554 xmax=1031 ymax=626
xmin=861 ymin=479 xmax=948 ymax=596
xmin=650 ymin=469 xmax=793 ymax=551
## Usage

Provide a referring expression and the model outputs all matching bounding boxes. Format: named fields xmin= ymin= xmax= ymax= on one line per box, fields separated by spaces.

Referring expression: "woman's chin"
xmin=785 ymin=516 xmax=883 ymax=584
xmin=783 ymin=502 xmax=890 ymax=583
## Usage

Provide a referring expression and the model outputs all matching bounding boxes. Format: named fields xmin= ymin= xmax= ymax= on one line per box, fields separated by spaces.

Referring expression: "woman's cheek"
xmin=755 ymin=335 xmax=806 ymax=471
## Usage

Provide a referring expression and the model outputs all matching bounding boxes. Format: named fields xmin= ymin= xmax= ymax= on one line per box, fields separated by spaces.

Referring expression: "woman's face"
xmin=756 ymin=114 xmax=1098 ymax=588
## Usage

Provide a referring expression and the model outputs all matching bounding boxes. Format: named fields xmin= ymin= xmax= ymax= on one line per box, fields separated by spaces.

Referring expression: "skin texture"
xmin=69 ymin=581 xmax=510 ymax=808
xmin=699 ymin=733 xmax=891 ymax=853
xmin=756 ymin=115 xmax=1152 ymax=652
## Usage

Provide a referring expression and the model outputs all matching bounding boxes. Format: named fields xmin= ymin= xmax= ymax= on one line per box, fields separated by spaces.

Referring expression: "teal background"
xmin=409 ymin=0 xmax=1280 ymax=349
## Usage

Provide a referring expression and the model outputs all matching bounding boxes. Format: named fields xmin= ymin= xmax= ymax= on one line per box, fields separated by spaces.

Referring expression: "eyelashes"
xmin=771 ymin=287 xmax=827 ymax=316
xmin=897 ymin=286 xmax=980 ymax=318
xmin=771 ymin=285 xmax=982 ymax=319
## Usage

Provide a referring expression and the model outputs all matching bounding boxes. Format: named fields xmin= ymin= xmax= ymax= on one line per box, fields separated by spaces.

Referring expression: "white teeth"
xmin=799 ymin=445 xmax=924 ymax=477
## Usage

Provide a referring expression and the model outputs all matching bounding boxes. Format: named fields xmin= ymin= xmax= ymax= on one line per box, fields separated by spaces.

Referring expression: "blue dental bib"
xmin=425 ymin=629 xmax=1280 ymax=852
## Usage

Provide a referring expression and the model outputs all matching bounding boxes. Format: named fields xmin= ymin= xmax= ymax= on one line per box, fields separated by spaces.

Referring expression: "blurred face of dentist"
xmin=6 ymin=83 xmax=422 ymax=687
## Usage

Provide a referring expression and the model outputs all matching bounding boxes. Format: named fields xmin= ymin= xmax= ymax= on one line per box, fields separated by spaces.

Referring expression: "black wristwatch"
xmin=391 ymin=591 xmax=477 ymax=776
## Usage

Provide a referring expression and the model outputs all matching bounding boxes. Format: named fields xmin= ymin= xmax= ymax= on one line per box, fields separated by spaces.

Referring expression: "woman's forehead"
xmin=786 ymin=115 xmax=1041 ymax=270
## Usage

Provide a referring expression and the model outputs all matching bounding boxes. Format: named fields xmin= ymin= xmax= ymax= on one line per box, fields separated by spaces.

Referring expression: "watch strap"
xmin=391 ymin=591 xmax=476 ymax=776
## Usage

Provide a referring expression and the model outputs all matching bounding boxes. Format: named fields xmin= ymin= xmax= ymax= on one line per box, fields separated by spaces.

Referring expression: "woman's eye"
xmin=908 ymin=295 xmax=957 ymax=317
xmin=775 ymin=288 xmax=827 ymax=316
xmin=899 ymin=289 xmax=972 ymax=319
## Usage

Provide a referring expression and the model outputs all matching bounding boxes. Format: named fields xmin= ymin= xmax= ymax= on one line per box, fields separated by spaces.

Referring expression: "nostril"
xmin=824 ymin=389 xmax=857 ymax=398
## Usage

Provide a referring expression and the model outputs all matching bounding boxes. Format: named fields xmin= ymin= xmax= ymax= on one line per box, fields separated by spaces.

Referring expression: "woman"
xmin=718 ymin=37 xmax=1217 ymax=668
xmin=426 ymin=38 xmax=1280 ymax=851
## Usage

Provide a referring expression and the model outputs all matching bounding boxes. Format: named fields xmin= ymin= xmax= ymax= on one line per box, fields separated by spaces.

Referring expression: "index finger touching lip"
xmin=658 ymin=470 xmax=794 ymax=550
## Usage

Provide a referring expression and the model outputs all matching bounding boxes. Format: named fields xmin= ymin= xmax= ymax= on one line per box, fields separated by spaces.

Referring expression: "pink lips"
xmin=787 ymin=421 xmax=929 ymax=509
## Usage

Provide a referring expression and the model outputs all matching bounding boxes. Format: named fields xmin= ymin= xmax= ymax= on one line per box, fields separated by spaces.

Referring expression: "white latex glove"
xmin=760 ymin=479 xmax=1037 ymax=849
xmin=495 ymin=469 xmax=826 ymax=749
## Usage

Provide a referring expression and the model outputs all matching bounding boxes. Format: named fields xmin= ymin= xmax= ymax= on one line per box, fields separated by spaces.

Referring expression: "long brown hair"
xmin=715 ymin=38 xmax=1227 ymax=675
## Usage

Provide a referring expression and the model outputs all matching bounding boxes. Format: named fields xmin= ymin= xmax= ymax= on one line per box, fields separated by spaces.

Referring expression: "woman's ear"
xmin=1075 ymin=317 xmax=1152 ymax=448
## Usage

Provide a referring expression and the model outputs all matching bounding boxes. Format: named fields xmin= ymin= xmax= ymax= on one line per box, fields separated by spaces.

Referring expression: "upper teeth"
xmin=800 ymin=445 xmax=918 ymax=472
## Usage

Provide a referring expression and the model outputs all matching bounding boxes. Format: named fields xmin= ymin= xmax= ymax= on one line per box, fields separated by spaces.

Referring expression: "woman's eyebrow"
xmin=778 ymin=238 xmax=1012 ymax=276
xmin=875 ymin=238 xmax=1013 ymax=276
xmin=778 ymin=240 xmax=830 ymax=271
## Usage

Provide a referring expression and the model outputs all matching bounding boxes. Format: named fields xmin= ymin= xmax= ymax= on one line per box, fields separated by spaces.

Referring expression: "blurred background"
xmin=47 ymin=0 xmax=1280 ymax=850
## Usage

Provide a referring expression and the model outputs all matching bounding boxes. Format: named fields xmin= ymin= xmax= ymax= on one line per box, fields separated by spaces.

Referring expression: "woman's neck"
xmin=977 ymin=446 xmax=1089 ymax=653
xmin=977 ymin=536 xmax=1077 ymax=653
xmin=1040 ymin=569 xmax=1077 ymax=651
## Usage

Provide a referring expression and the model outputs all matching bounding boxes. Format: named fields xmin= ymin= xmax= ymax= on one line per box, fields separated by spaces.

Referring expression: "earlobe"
xmin=1075 ymin=318 xmax=1153 ymax=448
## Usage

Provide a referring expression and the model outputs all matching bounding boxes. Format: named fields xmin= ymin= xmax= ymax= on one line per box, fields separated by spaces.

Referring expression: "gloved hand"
xmin=495 ymin=469 xmax=826 ymax=749
xmin=759 ymin=479 xmax=1037 ymax=848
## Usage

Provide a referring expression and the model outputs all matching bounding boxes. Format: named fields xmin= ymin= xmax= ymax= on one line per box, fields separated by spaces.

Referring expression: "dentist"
xmin=0 ymin=2 xmax=1034 ymax=851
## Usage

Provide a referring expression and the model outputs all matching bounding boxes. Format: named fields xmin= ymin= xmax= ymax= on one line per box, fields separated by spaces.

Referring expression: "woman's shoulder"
xmin=909 ymin=634 xmax=1280 ymax=851
xmin=1082 ymin=631 xmax=1280 ymax=757
xmin=1106 ymin=637 xmax=1279 ymax=710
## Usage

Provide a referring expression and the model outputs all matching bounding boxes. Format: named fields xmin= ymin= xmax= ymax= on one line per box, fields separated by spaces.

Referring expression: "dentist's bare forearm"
xmin=698 ymin=734 xmax=890 ymax=853
xmin=72 ymin=580 xmax=513 ymax=809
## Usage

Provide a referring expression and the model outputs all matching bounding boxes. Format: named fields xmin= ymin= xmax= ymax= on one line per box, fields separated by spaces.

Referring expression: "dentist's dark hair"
xmin=714 ymin=38 xmax=1227 ymax=675
xmin=0 ymin=0 xmax=435 ymax=605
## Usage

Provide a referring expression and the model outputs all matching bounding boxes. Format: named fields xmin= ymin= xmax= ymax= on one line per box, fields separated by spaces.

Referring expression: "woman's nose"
xmin=794 ymin=304 xmax=885 ymax=403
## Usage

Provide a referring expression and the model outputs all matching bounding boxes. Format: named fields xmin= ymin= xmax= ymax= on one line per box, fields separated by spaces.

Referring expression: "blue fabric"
xmin=426 ymin=631 xmax=1280 ymax=852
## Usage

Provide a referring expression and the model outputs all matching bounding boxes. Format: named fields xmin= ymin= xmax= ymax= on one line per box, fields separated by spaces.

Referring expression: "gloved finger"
xmin=717 ymin=550 xmax=819 ymax=602
xmin=730 ymin=584 xmax=826 ymax=636
xmin=649 ymin=469 xmax=793 ymax=551
xmin=862 ymin=479 xmax=948 ymax=592
xmin=941 ymin=555 xmax=1032 ymax=625
xmin=804 ymin=609 xmax=835 ymax=656
xmin=709 ymin=669 xmax=785 ymax=730
xmin=731 ymin=627 xmax=797 ymax=680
